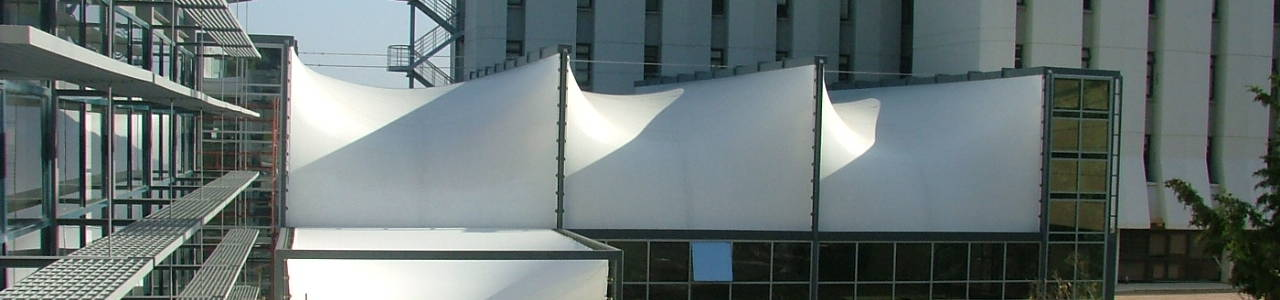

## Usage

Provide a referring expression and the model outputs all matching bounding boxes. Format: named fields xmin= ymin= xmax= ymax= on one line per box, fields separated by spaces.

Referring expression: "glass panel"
xmin=57 ymin=0 xmax=84 ymax=44
xmin=895 ymin=243 xmax=930 ymax=281
xmin=1120 ymin=261 xmax=1146 ymax=281
xmin=691 ymin=284 xmax=729 ymax=299
xmin=772 ymin=243 xmax=810 ymax=281
xmin=771 ymin=284 xmax=808 ymax=300
xmin=5 ymin=81 xmax=51 ymax=232
xmin=1079 ymin=160 xmax=1108 ymax=193
xmin=818 ymin=243 xmax=855 ymax=281
xmin=933 ymin=243 xmax=967 ymax=281
xmin=1004 ymin=282 xmax=1034 ymax=299
xmin=817 ymin=284 xmax=853 ymax=300
xmin=857 ymin=243 xmax=894 ymax=281
xmin=1149 ymin=234 xmax=1167 ymax=256
xmin=1078 ymin=201 xmax=1106 ymax=232
xmin=1048 ymin=244 xmax=1077 ymax=280
xmin=895 ymin=283 xmax=928 ymax=299
xmin=609 ymin=241 xmax=648 ymax=282
xmin=1050 ymin=160 xmax=1078 ymax=192
xmin=1049 ymin=200 xmax=1077 ymax=231
xmin=855 ymin=284 xmax=892 ymax=300
xmin=693 ymin=241 xmax=733 ymax=282
xmin=731 ymin=284 xmax=769 ymax=300
xmin=1080 ymin=119 xmax=1109 ymax=153
xmin=932 ymin=283 xmax=966 ymax=300
xmin=968 ymin=283 xmax=1001 ymax=299
xmin=970 ymin=243 xmax=1004 ymax=280
xmin=1006 ymin=243 xmax=1040 ymax=280
xmin=1077 ymin=244 xmax=1105 ymax=280
xmin=1052 ymin=118 xmax=1079 ymax=151
xmin=3 ymin=0 xmax=43 ymax=27
xmin=1054 ymin=78 xmax=1082 ymax=109
xmin=650 ymin=242 xmax=690 ymax=282
xmin=112 ymin=12 xmax=129 ymax=62
xmin=623 ymin=284 xmax=646 ymax=300
xmin=648 ymin=284 xmax=688 ymax=300
xmin=733 ymin=242 xmax=771 ymax=281
xmin=1169 ymin=233 xmax=1187 ymax=255
xmin=1083 ymin=80 xmax=1111 ymax=110
xmin=84 ymin=0 xmax=106 ymax=53
xmin=1074 ymin=281 xmax=1104 ymax=299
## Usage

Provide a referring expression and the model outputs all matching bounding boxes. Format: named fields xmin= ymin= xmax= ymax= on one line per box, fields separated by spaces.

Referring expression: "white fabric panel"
xmin=565 ymin=67 xmax=818 ymax=230
xmin=286 ymin=52 xmax=559 ymax=228
xmin=824 ymin=76 xmax=1045 ymax=232
xmin=290 ymin=228 xmax=590 ymax=251
xmin=288 ymin=259 xmax=607 ymax=300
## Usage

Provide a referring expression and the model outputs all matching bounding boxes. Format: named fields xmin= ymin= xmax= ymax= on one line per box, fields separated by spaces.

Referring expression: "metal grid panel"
xmin=177 ymin=229 xmax=259 ymax=299
xmin=0 ymin=258 xmax=153 ymax=300
xmin=177 ymin=0 xmax=259 ymax=58
xmin=226 ymin=285 xmax=259 ymax=300
xmin=0 ymin=171 xmax=260 ymax=299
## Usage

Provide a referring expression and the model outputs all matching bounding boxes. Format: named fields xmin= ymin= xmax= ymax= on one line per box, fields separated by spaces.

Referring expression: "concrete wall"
xmin=1150 ymin=0 xmax=1214 ymax=229
xmin=1025 ymin=0 xmax=1082 ymax=67
xmin=591 ymin=0 xmax=644 ymax=94
xmin=1091 ymin=0 xmax=1151 ymax=229
xmin=852 ymin=0 xmax=901 ymax=80
xmin=725 ymin=0 xmax=775 ymax=68
xmin=523 ymin=0 xmax=575 ymax=53
xmin=790 ymin=0 xmax=840 ymax=63
xmin=912 ymin=0 xmax=1017 ymax=75
xmin=462 ymin=0 xmax=507 ymax=73
xmin=660 ymin=0 xmax=711 ymax=76
xmin=1213 ymin=0 xmax=1275 ymax=205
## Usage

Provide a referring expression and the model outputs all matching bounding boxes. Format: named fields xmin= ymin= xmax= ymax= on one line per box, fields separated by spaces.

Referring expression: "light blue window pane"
xmin=692 ymin=241 xmax=733 ymax=282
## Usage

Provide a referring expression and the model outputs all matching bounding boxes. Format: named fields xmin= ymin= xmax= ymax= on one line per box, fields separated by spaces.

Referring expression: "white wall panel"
xmin=591 ymin=0 xmax=644 ymax=94
xmin=791 ymin=0 xmax=840 ymax=65
xmin=913 ymin=0 xmax=1017 ymax=75
xmin=565 ymin=66 xmax=817 ymax=231
xmin=288 ymin=259 xmax=607 ymax=300
xmin=1213 ymin=0 xmax=1274 ymax=204
xmin=726 ymin=0 xmax=775 ymax=67
xmin=1025 ymin=0 xmax=1082 ymax=67
xmin=661 ymin=0 xmax=711 ymax=75
xmin=825 ymin=76 xmax=1045 ymax=232
xmin=1092 ymin=0 xmax=1151 ymax=228
xmin=287 ymin=54 xmax=559 ymax=228
xmin=1151 ymin=0 xmax=1213 ymax=229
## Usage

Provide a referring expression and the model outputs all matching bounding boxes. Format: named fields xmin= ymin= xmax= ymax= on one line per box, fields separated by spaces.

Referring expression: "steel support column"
xmin=141 ymin=109 xmax=153 ymax=215
xmin=39 ymin=83 xmax=58 ymax=255
xmin=555 ymin=45 xmax=570 ymax=229
xmin=102 ymin=87 xmax=114 ymax=235
xmin=77 ymin=102 xmax=88 ymax=248
xmin=808 ymin=56 xmax=825 ymax=300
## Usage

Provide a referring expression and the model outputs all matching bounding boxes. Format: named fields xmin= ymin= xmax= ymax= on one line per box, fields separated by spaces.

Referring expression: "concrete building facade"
xmin=450 ymin=0 xmax=1280 ymax=286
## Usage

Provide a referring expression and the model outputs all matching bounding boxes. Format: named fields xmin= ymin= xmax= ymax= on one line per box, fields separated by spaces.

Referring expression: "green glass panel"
xmin=1006 ymin=243 xmax=1041 ymax=280
xmin=1081 ymin=119 xmax=1109 ymax=153
xmin=609 ymin=241 xmax=648 ymax=282
xmin=857 ymin=243 xmax=894 ymax=281
xmin=1048 ymin=244 xmax=1077 ymax=280
xmin=970 ymin=243 xmax=1005 ymax=280
xmin=933 ymin=243 xmax=968 ymax=281
xmin=1079 ymin=160 xmax=1108 ymax=193
xmin=1053 ymin=118 xmax=1080 ymax=151
xmin=772 ymin=243 xmax=810 ymax=281
xmin=649 ymin=284 xmax=688 ymax=300
xmin=816 ymin=284 xmax=853 ymax=300
xmin=818 ymin=243 xmax=855 ymax=281
xmin=1078 ymin=244 xmax=1106 ymax=280
xmin=855 ymin=284 xmax=892 ymax=300
xmin=895 ymin=243 xmax=930 ymax=281
xmin=1050 ymin=160 xmax=1079 ymax=192
xmin=1049 ymin=200 xmax=1078 ymax=231
xmin=1078 ymin=201 xmax=1106 ymax=232
xmin=650 ymin=242 xmax=690 ymax=282
xmin=1074 ymin=281 xmax=1105 ymax=299
xmin=1084 ymin=80 xmax=1111 ymax=110
xmin=733 ymin=242 xmax=771 ymax=281
xmin=1054 ymin=79 xmax=1082 ymax=109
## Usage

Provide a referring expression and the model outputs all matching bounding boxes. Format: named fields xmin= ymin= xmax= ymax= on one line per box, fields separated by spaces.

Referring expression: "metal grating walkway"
xmin=225 ymin=285 xmax=259 ymax=300
xmin=176 ymin=228 xmax=259 ymax=300
xmin=0 ymin=171 xmax=259 ymax=300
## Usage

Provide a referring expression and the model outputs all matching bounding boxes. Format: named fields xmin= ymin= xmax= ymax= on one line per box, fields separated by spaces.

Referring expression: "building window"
xmin=1084 ymin=0 xmax=1094 ymax=11
xmin=1082 ymin=47 xmax=1092 ymax=69
xmin=1149 ymin=0 xmax=1158 ymax=16
xmin=646 ymin=0 xmax=661 ymax=13
xmin=507 ymin=0 xmax=523 ymax=8
xmin=775 ymin=50 xmax=790 ymax=62
xmin=710 ymin=48 xmax=725 ymax=69
xmin=577 ymin=0 xmax=592 ymax=10
xmin=1211 ymin=0 xmax=1220 ymax=20
xmin=712 ymin=0 xmax=726 ymax=17
xmin=776 ymin=0 xmax=790 ymax=19
xmin=505 ymin=40 xmax=523 ymax=59
xmin=1146 ymin=51 xmax=1156 ymax=99
xmin=838 ymin=54 xmax=851 ymax=81
xmin=840 ymin=0 xmax=852 ymax=21
xmin=1015 ymin=44 xmax=1025 ymax=68
xmin=644 ymin=45 xmax=661 ymax=79
xmin=691 ymin=241 xmax=732 ymax=282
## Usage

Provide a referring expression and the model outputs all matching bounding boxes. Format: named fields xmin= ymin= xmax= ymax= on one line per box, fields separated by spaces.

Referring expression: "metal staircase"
xmin=388 ymin=0 xmax=461 ymax=87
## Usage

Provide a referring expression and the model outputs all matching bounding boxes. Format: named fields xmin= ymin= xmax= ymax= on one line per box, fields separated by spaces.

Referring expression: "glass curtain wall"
xmin=1045 ymin=77 xmax=1117 ymax=299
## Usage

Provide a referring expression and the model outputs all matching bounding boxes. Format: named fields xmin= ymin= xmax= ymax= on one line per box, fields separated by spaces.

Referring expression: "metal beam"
xmin=40 ymin=83 xmax=58 ymax=255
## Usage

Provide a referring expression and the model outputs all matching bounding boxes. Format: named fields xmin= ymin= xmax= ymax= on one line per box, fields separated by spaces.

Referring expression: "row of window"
xmin=618 ymin=281 xmax=1055 ymax=300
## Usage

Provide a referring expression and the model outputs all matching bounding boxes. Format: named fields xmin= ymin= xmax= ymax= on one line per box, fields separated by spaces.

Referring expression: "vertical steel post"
xmin=409 ymin=4 xmax=417 ymax=88
xmin=555 ymin=45 xmax=570 ymax=229
xmin=0 ymin=82 xmax=7 ymax=245
xmin=78 ymin=102 xmax=88 ymax=247
xmin=40 ymin=83 xmax=58 ymax=255
xmin=102 ymin=87 xmax=114 ymax=235
xmin=809 ymin=56 xmax=825 ymax=300
xmin=141 ymin=108 xmax=152 ymax=216
xmin=169 ymin=102 xmax=177 ymax=196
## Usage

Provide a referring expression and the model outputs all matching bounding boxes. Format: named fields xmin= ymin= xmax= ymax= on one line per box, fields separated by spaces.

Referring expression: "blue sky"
xmin=230 ymin=0 xmax=435 ymax=88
